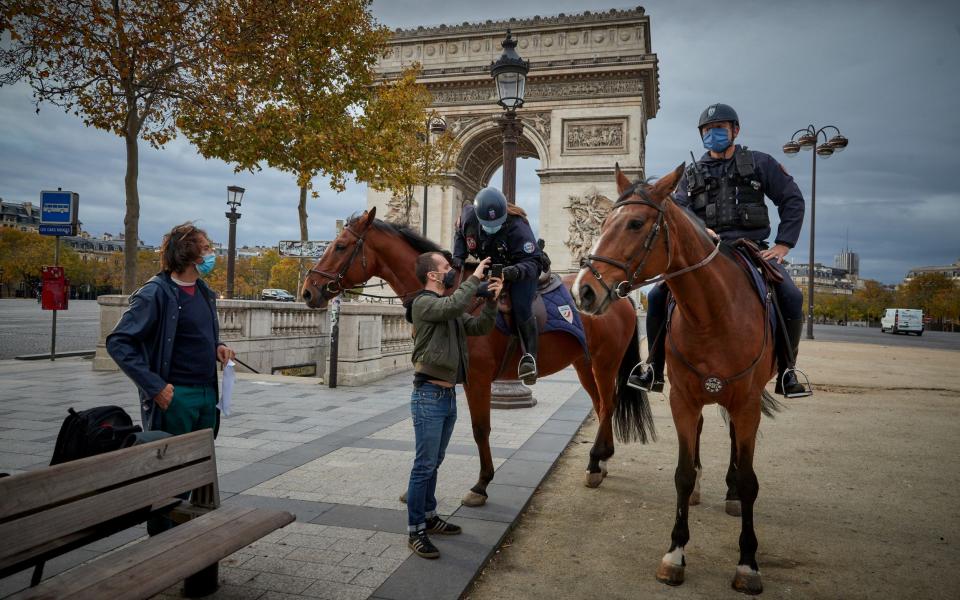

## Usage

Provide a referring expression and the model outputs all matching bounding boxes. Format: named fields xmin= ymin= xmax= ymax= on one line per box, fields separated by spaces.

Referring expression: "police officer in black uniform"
xmin=453 ymin=187 xmax=542 ymax=384
xmin=631 ymin=103 xmax=810 ymax=397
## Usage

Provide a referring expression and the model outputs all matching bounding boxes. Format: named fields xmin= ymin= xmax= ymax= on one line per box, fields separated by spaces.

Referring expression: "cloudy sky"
xmin=1 ymin=0 xmax=958 ymax=283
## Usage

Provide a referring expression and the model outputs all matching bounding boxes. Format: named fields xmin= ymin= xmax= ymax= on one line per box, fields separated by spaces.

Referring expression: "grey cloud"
xmin=2 ymin=0 xmax=958 ymax=282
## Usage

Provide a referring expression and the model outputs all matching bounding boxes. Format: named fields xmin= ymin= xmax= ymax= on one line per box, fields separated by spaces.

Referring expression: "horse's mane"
xmin=346 ymin=213 xmax=445 ymax=256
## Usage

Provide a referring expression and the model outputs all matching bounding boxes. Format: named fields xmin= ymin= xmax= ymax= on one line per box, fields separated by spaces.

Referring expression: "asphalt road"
xmin=808 ymin=322 xmax=960 ymax=351
xmin=0 ymin=298 xmax=101 ymax=359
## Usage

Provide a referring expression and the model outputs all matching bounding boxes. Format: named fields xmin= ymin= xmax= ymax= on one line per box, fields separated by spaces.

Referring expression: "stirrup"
xmin=627 ymin=362 xmax=662 ymax=392
xmin=518 ymin=353 xmax=537 ymax=385
xmin=780 ymin=367 xmax=813 ymax=398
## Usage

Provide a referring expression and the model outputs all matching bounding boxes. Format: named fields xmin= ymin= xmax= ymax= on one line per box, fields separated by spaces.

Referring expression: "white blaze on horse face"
xmin=663 ymin=546 xmax=685 ymax=566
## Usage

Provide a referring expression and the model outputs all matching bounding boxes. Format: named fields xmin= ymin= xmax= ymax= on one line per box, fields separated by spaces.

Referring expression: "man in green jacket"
xmin=404 ymin=252 xmax=500 ymax=559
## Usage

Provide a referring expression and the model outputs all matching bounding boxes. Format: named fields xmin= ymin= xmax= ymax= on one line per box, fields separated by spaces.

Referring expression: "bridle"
xmin=308 ymin=225 xmax=370 ymax=301
xmin=581 ymin=182 xmax=720 ymax=301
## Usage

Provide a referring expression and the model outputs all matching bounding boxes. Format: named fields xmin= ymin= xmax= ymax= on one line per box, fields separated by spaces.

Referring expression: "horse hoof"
xmin=690 ymin=489 xmax=701 ymax=506
xmin=399 ymin=491 xmax=407 ymax=504
xmin=462 ymin=491 xmax=487 ymax=507
xmin=726 ymin=500 xmax=742 ymax=517
xmin=731 ymin=565 xmax=763 ymax=595
xmin=585 ymin=470 xmax=604 ymax=488
xmin=656 ymin=562 xmax=685 ymax=586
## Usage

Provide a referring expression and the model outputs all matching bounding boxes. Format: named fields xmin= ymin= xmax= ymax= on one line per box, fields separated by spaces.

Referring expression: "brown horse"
xmin=301 ymin=207 xmax=656 ymax=506
xmin=573 ymin=165 xmax=781 ymax=595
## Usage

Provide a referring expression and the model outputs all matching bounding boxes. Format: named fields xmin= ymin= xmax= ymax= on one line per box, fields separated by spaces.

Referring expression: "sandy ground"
xmin=466 ymin=341 xmax=960 ymax=599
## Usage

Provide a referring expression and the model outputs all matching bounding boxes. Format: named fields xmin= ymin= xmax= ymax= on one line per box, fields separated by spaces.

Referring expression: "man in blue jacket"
xmin=632 ymin=103 xmax=810 ymax=398
xmin=107 ymin=223 xmax=235 ymax=435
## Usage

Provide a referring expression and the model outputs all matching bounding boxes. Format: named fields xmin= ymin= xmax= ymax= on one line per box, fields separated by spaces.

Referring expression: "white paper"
xmin=218 ymin=359 xmax=235 ymax=416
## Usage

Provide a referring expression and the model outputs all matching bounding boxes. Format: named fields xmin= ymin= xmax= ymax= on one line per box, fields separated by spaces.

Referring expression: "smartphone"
xmin=490 ymin=263 xmax=504 ymax=279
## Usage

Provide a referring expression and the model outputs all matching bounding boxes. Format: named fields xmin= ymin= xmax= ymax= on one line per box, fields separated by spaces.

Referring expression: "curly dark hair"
xmin=160 ymin=222 xmax=210 ymax=274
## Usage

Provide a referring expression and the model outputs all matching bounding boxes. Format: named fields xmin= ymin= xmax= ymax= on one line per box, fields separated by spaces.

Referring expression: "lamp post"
xmin=225 ymin=185 xmax=245 ymax=299
xmin=421 ymin=116 xmax=448 ymax=237
xmin=0 ymin=266 xmax=4 ymax=299
xmin=783 ymin=125 xmax=849 ymax=340
xmin=490 ymin=30 xmax=535 ymax=409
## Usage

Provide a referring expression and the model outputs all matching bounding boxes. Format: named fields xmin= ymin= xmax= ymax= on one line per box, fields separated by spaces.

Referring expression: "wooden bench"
xmin=0 ymin=429 xmax=294 ymax=599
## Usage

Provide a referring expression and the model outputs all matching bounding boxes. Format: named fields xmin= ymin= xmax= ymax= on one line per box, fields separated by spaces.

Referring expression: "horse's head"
xmin=301 ymin=207 xmax=378 ymax=309
xmin=573 ymin=163 xmax=684 ymax=315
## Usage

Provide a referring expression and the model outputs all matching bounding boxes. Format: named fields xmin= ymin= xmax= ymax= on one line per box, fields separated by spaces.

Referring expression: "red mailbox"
xmin=41 ymin=266 xmax=69 ymax=311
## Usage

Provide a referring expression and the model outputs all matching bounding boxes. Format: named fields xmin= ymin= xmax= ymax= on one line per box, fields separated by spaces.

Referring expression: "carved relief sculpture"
xmin=564 ymin=190 xmax=614 ymax=265
xmin=563 ymin=119 xmax=626 ymax=154
xmin=385 ymin=191 xmax=420 ymax=228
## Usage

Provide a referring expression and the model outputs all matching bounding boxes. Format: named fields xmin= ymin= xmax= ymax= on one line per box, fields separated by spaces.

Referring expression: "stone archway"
xmin=367 ymin=7 xmax=660 ymax=272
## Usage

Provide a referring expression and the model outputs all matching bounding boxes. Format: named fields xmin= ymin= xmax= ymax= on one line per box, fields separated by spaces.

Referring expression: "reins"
xmin=581 ymin=183 xmax=720 ymax=301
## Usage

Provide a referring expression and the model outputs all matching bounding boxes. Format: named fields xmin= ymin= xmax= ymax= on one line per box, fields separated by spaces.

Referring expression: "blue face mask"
xmin=196 ymin=253 xmax=216 ymax=276
xmin=481 ymin=224 xmax=501 ymax=235
xmin=702 ymin=127 xmax=731 ymax=153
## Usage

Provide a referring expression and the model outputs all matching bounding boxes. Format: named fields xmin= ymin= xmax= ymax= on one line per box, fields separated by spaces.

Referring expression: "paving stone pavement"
xmin=0 ymin=357 xmax=591 ymax=599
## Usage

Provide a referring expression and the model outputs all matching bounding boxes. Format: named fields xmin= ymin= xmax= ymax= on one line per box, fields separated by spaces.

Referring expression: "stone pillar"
xmin=92 ymin=295 xmax=127 ymax=371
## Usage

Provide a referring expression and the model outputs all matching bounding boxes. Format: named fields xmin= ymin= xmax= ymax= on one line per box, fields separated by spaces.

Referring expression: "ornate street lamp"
xmin=491 ymin=30 xmax=529 ymax=203
xmin=225 ymin=185 xmax=245 ymax=299
xmin=783 ymin=125 xmax=849 ymax=339
xmin=421 ymin=115 xmax=448 ymax=237
xmin=490 ymin=30 xmax=534 ymax=409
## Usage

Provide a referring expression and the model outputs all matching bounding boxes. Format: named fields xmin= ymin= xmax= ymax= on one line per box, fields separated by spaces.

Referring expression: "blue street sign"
xmin=39 ymin=224 xmax=73 ymax=236
xmin=40 ymin=190 xmax=78 ymax=225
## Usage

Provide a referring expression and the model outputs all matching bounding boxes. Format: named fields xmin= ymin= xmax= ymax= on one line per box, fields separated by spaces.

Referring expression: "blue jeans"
xmin=407 ymin=382 xmax=457 ymax=532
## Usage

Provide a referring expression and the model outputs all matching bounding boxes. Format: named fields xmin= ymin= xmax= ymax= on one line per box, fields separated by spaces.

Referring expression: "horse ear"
xmin=360 ymin=206 xmax=377 ymax=230
xmin=615 ymin=162 xmax=632 ymax=195
xmin=653 ymin=163 xmax=685 ymax=198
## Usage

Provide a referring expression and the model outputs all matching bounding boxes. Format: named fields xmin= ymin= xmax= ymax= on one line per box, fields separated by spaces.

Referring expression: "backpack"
xmin=50 ymin=406 xmax=143 ymax=466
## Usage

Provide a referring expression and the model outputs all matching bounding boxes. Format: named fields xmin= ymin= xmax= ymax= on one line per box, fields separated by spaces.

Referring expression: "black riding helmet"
xmin=474 ymin=187 xmax=508 ymax=228
xmin=698 ymin=103 xmax=739 ymax=131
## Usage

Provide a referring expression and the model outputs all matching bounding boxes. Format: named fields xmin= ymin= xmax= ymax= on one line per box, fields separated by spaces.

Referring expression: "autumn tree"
xmin=177 ymin=0 xmax=455 ymax=242
xmin=1 ymin=0 xmax=217 ymax=294
xmin=897 ymin=273 xmax=955 ymax=313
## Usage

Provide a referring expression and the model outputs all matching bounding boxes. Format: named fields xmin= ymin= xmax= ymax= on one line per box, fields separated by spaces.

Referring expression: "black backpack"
xmin=50 ymin=406 xmax=143 ymax=466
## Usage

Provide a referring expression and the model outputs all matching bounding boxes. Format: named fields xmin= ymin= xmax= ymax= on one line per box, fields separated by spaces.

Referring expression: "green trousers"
xmin=160 ymin=383 xmax=217 ymax=436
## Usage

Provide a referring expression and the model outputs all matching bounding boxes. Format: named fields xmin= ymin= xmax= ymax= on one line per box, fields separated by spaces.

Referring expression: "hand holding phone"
xmin=490 ymin=263 xmax=504 ymax=279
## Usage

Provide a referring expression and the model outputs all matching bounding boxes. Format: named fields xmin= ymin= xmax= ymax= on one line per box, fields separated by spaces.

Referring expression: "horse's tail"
xmin=614 ymin=320 xmax=658 ymax=444
xmin=760 ymin=389 xmax=784 ymax=417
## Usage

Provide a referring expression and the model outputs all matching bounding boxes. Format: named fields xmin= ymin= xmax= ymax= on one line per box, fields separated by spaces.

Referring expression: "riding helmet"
xmin=474 ymin=187 xmax=508 ymax=228
xmin=698 ymin=103 xmax=740 ymax=131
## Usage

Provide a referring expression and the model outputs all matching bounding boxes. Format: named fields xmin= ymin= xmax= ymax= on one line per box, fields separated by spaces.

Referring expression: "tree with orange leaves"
xmin=1 ymin=0 xmax=218 ymax=293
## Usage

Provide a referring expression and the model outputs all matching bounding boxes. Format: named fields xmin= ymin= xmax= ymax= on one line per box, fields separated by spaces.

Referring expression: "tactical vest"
xmin=462 ymin=215 xmax=513 ymax=264
xmin=686 ymin=147 xmax=769 ymax=232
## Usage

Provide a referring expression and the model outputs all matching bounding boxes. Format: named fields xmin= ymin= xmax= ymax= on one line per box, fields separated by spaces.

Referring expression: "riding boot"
xmin=517 ymin=317 xmax=539 ymax=385
xmin=627 ymin=312 xmax=666 ymax=393
xmin=776 ymin=317 xmax=812 ymax=397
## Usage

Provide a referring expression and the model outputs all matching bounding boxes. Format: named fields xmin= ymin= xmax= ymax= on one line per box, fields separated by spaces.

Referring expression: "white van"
xmin=880 ymin=308 xmax=924 ymax=336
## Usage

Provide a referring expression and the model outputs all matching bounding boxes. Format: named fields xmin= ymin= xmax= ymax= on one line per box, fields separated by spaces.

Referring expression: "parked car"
xmin=880 ymin=308 xmax=924 ymax=336
xmin=261 ymin=288 xmax=296 ymax=302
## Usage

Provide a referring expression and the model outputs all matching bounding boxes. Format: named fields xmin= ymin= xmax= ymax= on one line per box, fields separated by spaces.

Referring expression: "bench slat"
xmin=0 ymin=461 xmax=216 ymax=570
xmin=12 ymin=505 xmax=295 ymax=600
xmin=0 ymin=430 xmax=215 ymax=518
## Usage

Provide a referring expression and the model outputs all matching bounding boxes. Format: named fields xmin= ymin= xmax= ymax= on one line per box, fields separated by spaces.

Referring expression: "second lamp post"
xmin=782 ymin=125 xmax=848 ymax=339
xmin=225 ymin=185 xmax=245 ymax=299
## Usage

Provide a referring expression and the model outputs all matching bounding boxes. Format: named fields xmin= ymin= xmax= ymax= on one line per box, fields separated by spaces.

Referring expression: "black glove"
xmin=501 ymin=265 xmax=520 ymax=282
xmin=450 ymin=256 xmax=464 ymax=270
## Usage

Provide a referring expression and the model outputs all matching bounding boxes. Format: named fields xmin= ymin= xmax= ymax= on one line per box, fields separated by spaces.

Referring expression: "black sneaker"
xmin=426 ymin=516 xmax=462 ymax=535
xmin=408 ymin=530 xmax=439 ymax=559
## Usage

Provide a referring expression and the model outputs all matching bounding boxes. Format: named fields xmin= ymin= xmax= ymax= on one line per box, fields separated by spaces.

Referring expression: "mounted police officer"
xmin=453 ymin=187 xmax=542 ymax=385
xmin=631 ymin=103 xmax=811 ymax=397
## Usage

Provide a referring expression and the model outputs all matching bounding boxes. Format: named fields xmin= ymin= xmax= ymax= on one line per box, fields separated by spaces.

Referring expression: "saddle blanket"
xmin=495 ymin=283 xmax=589 ymax=357
xmin=730 ymin=246 xmax=777 ymax=334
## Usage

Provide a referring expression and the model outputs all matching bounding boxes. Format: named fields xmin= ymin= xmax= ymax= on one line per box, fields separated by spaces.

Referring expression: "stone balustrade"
xmin=92 ymin=296 xmax=413 ymax=385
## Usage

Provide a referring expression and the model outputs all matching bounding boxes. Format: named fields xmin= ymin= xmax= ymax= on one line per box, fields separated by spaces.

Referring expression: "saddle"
xmin=729 ymin=238 xmax=783 ymax=285
xmin=497 ymin=272 xmax=564 ymax=332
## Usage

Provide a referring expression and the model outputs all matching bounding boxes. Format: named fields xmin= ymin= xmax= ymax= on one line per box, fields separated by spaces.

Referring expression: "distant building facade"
xmin=904 ymin=259 xmax=960 ymax=284
xmin=785 ymin=262 xmax=860 ymax=295
xmin=834 ymin=248 xmax=860 ymax=277
xmin=0 ymin=199 xmax=41 ymax=232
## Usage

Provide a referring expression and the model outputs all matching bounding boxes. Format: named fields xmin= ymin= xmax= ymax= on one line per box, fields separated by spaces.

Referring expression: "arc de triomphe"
xmin=367 ymin=7 xmax=659 ymax=273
